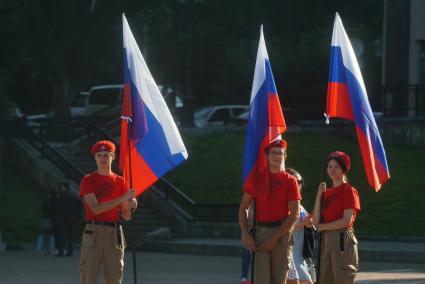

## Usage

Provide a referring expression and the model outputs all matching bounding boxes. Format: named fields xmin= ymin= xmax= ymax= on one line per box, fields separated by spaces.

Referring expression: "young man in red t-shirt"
xmin=79 ymin=140 xmax=137 ymax=284
xmin=239 ymin=139 xmax=301 ymax=284
xmin=312 ymin=151 xmax=361 ymax=284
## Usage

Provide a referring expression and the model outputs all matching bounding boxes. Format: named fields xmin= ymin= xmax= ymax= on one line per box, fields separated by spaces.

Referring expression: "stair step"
xmin=129 ymin=213 xmax=161 ymax=219
xmin=128 ymin=222 xmax=169 ymax=228
xmin=135 ymin=207 xmax=157 ymax=213
xmin=125 ymin=224 xmax=163 ymax=229
xmin=130 ymin=219 xmax=164 ymax=224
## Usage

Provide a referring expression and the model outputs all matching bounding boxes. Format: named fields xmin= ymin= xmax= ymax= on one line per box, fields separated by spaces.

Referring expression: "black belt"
xmin=257 ymin=220 xmax=283 ymax=228
xmin=86 ymin=221 xmax=120 ymax=227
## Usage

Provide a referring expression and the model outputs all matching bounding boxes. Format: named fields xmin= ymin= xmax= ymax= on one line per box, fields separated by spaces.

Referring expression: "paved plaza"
xmin=0 ymin=250 xmax=424 ymax=283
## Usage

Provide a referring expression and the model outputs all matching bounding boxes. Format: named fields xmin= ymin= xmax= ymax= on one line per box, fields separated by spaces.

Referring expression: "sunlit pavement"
xmin=0 ymin=251 xmax=424 ymax=283
xmin=355 ymin=261 xmax=425 ymax=283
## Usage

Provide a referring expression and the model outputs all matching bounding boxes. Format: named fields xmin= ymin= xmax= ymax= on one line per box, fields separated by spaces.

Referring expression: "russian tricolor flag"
xmin=120 ymin=15 xmax=188 ymax=196
xmin=326 ymin=13 xmax=390 ymax=191
xmin=242 ymin=26 xmax=286 ymax=200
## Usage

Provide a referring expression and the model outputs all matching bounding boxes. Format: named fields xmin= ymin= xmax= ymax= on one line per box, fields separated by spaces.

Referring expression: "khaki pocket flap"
xmin=348 ymin=231 xmax=358 ymax=245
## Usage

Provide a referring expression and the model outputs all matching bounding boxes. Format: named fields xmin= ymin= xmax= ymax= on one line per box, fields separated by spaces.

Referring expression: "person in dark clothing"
xmin=36 ymin=188 xmax=55 ymax=253
xmin=48 ymin=186 xmax=63 ymax=256
xmin=57 ymin=181 xmax=82 ymax=257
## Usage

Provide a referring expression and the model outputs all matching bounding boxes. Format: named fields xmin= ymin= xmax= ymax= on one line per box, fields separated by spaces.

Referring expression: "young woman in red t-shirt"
xmin=312 ymin=151 xmax=360 ymax=284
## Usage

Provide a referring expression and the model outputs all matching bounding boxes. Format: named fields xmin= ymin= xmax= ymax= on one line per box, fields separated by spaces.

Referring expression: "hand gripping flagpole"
xmin=121 ymin=115 xmax=138 ymax=284
xmin=322 ymin=113 xmax=331 ymax=179
xmin=316 ymin=113 xmax=330 ymax=284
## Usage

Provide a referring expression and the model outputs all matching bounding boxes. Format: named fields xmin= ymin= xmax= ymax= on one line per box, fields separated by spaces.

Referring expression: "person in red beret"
xmin=239 ymin=139 xmax=301 ymax=284
xmin=79 ymin=140 xmax=137 ymax=284
xmin=312 ymin=151 xmax=361 ymax=284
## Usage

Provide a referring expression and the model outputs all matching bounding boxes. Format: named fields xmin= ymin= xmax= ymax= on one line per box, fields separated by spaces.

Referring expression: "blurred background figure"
xmin=286 ymin=168 xmax=314 ymax=284
xmin=55 ymin=181 xmax=82 ymax=257
xmin=35 ymin=188 xmax=55 ymax=254
xmin=240 ymin=206 xmax=252 ymax=284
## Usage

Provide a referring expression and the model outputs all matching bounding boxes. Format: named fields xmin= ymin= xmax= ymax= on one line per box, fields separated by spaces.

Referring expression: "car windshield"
xmin=71 ymin=94 xmax=87 ymax=107
xmin=88 ymin=88 xmax=122 ymax=105
xmin=238 ymin=111 xmax=249 ymax=119
xmin=194 ymin=107 xmax=213 ymax=120
xmin=232 ymin=107 xmax=249 ymax=116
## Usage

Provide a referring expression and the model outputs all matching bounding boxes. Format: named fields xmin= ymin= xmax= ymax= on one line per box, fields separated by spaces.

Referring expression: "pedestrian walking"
xmin=286 ymin=168 xmax=314 ymax=284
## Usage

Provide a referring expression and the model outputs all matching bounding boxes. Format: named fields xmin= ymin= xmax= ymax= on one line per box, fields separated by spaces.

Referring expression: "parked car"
xmin=70 ymin=91 xmax=89 ymax=117
xmin=228 ymin=110 xmax=250 ymax=126
xmin=6 ymin=105 xmax=24 ymax=120
xmin=81 ymin=84 xmax=124 ymax=118
xmin=193 ymin=105 xmax=249 ymax=127
xmin=72 ymin=84 xmax=178 ymax=118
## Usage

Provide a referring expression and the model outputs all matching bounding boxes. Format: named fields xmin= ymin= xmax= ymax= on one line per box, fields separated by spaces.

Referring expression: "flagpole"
xmin=128 ymin=124 xmax=138 ymax=284
xmin=316 ymin=113 xmax=330 ymax=284
xmin=125 ymin=118 xmax=139 ymax=284
xmin=250 ymin=199 xmax=257 ymax=284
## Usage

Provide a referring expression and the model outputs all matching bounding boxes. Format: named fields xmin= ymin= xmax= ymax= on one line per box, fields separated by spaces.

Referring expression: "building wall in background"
xmin=383 ymin=0 xmax=425 ymax=117
xmin=409 ymin=0 xmax=425 ymax=85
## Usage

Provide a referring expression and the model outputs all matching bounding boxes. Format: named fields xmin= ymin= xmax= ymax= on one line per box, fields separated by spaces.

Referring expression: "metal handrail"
xmin=25 ymin=104 xmax=120 ymax=134
xmin=157 ymin=178 xmax=196 ymax=205
xmin=381 ymin=84 xmax=425 ymax=116
xmin=17 ymin=123 xmax=85 ymax=184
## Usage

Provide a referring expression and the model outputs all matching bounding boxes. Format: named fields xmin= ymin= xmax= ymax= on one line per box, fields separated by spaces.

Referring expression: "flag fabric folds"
xmin=242 ymin=26 xmax=287 ymax=200
xmin=326 ymin=13 xmax=390 ymax=191
xmin=120 ymin=14 xmax=188 ymax=196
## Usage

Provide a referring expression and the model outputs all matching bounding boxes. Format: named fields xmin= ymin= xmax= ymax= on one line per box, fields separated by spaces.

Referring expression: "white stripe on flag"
xmin=122 ymin=14 xmax=187 ymax=157
xmin=332 ymin=13 xmax=368 ymax=99
xmin=250 ymin=25 xmax=269 ymax=104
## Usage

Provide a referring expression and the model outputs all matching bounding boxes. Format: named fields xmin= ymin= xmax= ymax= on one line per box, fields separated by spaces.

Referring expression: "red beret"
xmin=91 ymin=140 xmax=116 ymax=155
xmin=328 ymin=151 xmax=351 ymax=171
xmin=264 ymin=139 xmax=287 ymax=152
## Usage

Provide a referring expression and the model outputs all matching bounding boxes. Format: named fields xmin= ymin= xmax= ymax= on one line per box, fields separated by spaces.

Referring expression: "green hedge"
xmin=0 ymin=163 xmax=43 ymax=244
xmin=166 ymin=130 xmax=425 ymax=236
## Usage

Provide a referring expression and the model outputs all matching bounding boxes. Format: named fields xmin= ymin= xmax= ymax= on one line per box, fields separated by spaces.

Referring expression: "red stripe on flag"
xmin=243 ymin=136 xmax=272 ymax=200
xmin=125 ymin=146 xmax=158 ymax=196
xmin=122 ymin=83 xmax=132 ymax=117
xmin=355 ymin=126 xmax=390 ymax=192
xmin=327 ymin=82 xmax=354 ymax=120
xmin=119 ymin=120 xmax=157 ymax=196
xmin=119 ymin=120 xmax=129 ymax=173
xmin=267 ymin=93 xmax=286 ymax=133
xmin=244 ymin=94 xmax=286 ymax=200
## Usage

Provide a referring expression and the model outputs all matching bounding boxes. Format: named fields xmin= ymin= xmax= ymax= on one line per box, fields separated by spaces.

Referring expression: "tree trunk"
xmin=52 ymin=74 xmax=72 ymax=122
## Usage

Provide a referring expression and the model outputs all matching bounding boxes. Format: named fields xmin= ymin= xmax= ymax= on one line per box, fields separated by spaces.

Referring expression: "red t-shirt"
xmin=321 ymin=183 xmax=360 ymax=228
xmin=80 ymin=172 xmax=128 ymax=222
xmin=254 ymin=171 xmax=301 ymax=222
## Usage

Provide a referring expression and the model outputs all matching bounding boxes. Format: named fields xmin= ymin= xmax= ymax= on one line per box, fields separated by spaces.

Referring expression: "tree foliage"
xmin=1 ymin=0 xmax=383 ymax=119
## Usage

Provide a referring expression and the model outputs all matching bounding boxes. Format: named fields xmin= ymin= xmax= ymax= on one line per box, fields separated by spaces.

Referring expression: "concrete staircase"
xmin=124 ymin=205 xmax=171 ymax=247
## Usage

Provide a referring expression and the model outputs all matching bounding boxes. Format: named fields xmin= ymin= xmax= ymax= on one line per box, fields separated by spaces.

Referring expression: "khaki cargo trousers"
xmin=254 ymin=225 xmax=293 ymax=284
xmin=80 ymin=223 xmax=126 ymax=284
xmin=319 ymin=229 xmax=359 ymax=284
